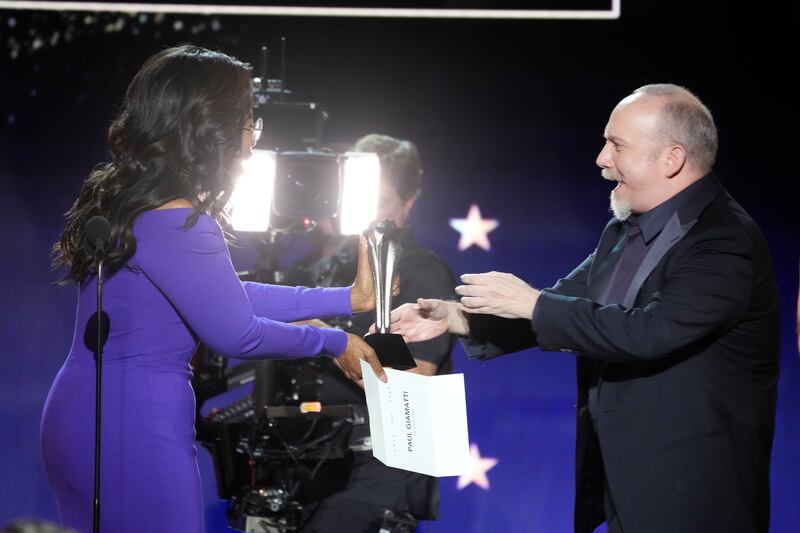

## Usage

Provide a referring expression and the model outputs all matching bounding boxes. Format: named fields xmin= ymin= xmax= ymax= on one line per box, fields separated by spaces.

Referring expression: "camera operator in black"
xmin=298 ymin=134 xmax=457 ymax=532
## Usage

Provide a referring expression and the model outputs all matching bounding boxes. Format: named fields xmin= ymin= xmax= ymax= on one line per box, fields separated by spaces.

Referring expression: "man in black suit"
xmin=387 ymin=84 xmax=780 ymax=533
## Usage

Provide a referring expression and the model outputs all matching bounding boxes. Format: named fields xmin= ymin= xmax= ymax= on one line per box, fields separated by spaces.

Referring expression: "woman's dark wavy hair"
xmin=52 ymin=44 xmax=253 ymax=284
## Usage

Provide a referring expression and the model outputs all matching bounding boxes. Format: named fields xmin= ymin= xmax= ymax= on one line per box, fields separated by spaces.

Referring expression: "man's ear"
xmin=663 ymin=144 xmax=687 ymax=178
xmin=403 ymin=191 xmax=420 ymax=220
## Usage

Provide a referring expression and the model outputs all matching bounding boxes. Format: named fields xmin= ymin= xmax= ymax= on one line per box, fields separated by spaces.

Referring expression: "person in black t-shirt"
xmin=296 ymin=134 xmax=457 ymax=533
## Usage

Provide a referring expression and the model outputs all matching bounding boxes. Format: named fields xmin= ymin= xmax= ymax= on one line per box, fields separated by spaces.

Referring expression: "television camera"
xmin=191 ymin=40 xmax=416 ymax=533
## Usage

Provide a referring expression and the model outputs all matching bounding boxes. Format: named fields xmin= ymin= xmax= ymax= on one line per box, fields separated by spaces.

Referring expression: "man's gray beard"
xmin=610 ymin=190 xmax=632 ymax=221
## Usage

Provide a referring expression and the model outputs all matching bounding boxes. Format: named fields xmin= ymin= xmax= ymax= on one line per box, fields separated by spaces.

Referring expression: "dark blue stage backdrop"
xmin=1 ymin=3 xmax=796 ymax=532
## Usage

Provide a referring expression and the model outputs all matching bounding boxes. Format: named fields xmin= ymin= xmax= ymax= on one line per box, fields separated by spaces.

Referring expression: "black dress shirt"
xmin=588 ymin=176 xmax=710 ymax=421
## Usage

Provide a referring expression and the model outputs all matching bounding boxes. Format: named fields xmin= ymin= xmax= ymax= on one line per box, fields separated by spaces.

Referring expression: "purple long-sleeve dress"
xmin=41 ymin=208 xmax=351 ymax=533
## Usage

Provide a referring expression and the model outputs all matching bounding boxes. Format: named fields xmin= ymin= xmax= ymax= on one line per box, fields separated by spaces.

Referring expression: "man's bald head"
xmin=627 ymin=84 xmax=718 ymax=173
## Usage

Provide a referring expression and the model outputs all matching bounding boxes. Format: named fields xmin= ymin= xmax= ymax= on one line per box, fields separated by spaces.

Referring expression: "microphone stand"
xmin=85 ymin=214 xmax=110 ymax=533
xmin=93 ymin=253 xmax=104 ymax=533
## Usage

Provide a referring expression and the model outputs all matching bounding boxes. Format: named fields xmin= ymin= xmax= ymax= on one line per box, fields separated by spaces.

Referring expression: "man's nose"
xmin=596 ymin=144 xmax=611 ymax=168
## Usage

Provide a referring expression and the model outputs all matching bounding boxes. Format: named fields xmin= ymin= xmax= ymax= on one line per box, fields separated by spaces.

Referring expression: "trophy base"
xmin=364 ymin=333 xmax=417 ymax=370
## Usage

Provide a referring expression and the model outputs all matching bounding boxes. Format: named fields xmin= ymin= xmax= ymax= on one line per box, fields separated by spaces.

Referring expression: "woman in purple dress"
xmin=41 ymin=45 xmax=385 ymax=533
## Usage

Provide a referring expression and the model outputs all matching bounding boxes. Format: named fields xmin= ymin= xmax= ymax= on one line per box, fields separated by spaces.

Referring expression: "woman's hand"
xmin=291 ymin=319 xmax=332 ymax=328
xmin=333 ymin=332 xmax=387 ymax=383
xmin=350 ymin=235 xmax=399 ymax=313
xmin=350 ymin=236 xmax=374 ymax=313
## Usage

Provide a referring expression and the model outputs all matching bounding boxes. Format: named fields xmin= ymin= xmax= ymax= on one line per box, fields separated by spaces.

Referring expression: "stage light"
xmin=228 ymin=150 xmax=380 ymax=235
xmin=339 ymin=152 xmax=380 ymax=235
xmin=273 ymin=151 xmax=340 ymax=222
xmin=230 ymin=150 xmax=276 ymax=232
xmin=229 ymin=43 xmax=379 ymax=235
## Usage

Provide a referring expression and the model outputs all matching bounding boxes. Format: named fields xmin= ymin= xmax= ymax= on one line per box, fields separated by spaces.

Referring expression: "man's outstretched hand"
xmin=456 ymin=272 xmax=540 ymax=320
xmin=376 ymin=298 xmax=470 ymax=342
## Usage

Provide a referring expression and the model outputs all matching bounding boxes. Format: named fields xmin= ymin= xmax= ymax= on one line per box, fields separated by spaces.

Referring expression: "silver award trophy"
xmin=363 ymin=218 xmax=416 ymax=369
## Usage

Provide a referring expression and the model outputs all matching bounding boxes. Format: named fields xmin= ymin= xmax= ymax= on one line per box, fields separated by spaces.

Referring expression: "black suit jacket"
xmin=464 ymin=175 xmax=780 ymax=533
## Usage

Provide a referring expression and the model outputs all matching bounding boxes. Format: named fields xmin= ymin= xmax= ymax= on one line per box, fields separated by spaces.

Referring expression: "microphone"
xmin=85 ymin=216 xmax=112 ymax=258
